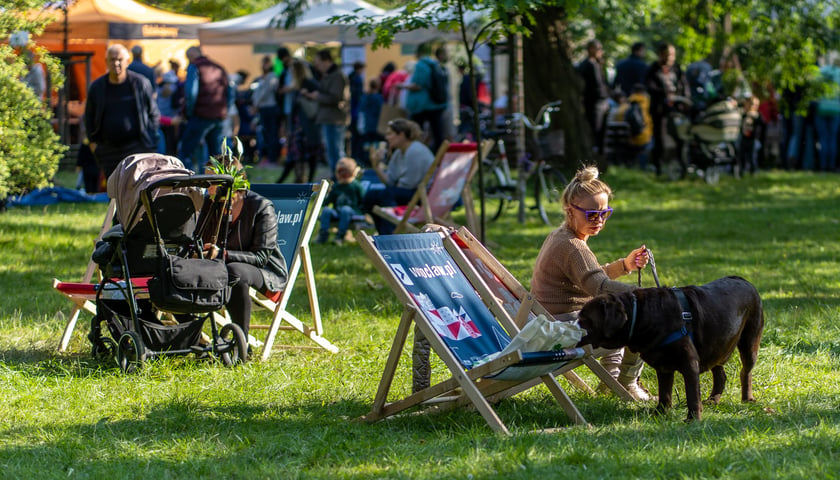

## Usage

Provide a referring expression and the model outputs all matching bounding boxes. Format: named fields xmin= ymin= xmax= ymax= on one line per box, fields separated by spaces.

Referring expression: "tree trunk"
xmin=521 ymin=8 xmax=590 ymax=171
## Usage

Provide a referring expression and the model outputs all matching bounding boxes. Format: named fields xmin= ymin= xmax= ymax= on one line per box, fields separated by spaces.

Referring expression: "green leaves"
xmin=206 ymin=137 xmax=251 ymax=192
xmin=0 ymin=6 xmax=66 ymax=201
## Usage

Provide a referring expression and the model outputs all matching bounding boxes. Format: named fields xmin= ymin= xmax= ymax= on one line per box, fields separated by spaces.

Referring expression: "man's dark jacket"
xmin=84 ymin=70 xmax=160 ymax=149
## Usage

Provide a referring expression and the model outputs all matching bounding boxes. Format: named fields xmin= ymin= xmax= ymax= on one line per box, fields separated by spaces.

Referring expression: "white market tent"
xmin=198 ymin=0 xmax=386 ymax=46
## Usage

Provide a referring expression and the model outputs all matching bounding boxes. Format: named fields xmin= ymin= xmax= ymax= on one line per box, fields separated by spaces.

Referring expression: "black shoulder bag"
xmin=145 ymin=192 xmax=232 ymax=315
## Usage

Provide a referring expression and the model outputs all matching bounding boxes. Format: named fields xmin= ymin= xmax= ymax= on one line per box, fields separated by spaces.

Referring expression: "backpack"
xmin=625 ymin=101 xmax=645 ymax=137
xmin=425 ymin=59 xmax=448 ymax=104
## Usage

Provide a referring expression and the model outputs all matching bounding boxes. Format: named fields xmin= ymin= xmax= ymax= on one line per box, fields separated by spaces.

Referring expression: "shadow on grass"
xmin=0 ymin=391 xmax=837 ymax=477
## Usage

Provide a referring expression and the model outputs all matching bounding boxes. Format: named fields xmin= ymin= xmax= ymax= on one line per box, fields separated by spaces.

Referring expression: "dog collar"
xmin=659 ymin=288 xmax=695 ymax=347
xmin=628 ymin=293 xmax=638 ymax=340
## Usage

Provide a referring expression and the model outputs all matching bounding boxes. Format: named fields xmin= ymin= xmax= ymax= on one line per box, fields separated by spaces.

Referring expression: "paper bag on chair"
xmin=377 ymin=103 xmax=408 ymax=136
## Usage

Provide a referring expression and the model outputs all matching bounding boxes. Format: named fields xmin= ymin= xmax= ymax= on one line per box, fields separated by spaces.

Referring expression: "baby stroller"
xmin=668 ymin=96 xmax=743 ymax=183
xmin=89 ymin=153 xmax=247 ymax=372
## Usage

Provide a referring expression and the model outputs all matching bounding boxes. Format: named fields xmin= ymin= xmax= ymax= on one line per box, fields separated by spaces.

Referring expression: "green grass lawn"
xmin=1 ymin=167 xmax=839 ymax=479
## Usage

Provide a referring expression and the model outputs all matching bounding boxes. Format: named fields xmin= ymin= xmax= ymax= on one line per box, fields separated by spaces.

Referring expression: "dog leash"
xmin=637 ymin=248 xmax=661 ymax=288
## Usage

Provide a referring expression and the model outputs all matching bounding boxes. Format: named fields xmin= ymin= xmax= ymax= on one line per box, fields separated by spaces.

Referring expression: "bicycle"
xmin=472 ymin=101 xmax=568 ymax=225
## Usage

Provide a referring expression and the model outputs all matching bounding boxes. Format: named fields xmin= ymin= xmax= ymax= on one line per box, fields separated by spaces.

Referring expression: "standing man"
xmin=177 ymin=45 xmax=234 ymax=172
xmin=576 ymin=39 xmax=610 ymax=155
xmin=402 ymin=42 xmax=448 ymax=154
xmin=84 ymin=44 xmax=160 ymax=179
xmin=252 ymin=55 xmax=281 ymax=166
xmin=348 ymin=61 xmax=366 ymax=161
xmin=646 ymin=42 xmax=689 ymax=176
xmin=128 ymin=45 xmax=156 ymax=88
xmin=613 ymin=42 xmax=648 ymax=97
xmin=275 ymin=46 xmax=294 ymax=148
xmin=301 ymin=49 xmax=348 ymax=174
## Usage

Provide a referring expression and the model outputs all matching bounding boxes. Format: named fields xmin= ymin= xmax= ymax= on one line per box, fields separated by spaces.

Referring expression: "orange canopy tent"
xmin=32 ymin=0 xmax=209 ymax=100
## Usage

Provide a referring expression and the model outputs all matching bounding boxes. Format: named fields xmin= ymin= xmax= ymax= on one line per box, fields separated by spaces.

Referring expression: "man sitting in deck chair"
xmin=357 ymin=230 xmax=591 ymax=435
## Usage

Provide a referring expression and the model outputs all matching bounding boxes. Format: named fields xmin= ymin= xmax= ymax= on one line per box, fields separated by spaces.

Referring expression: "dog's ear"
xmin=577 ymin=297 xmax=603 ymax=345
xmin=595 ymin=294 xmax=631 ymax=347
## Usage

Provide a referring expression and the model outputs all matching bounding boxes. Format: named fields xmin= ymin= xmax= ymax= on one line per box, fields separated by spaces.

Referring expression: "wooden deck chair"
xmin=357 ymin=230 xmax=590 ymax=435
xmin=239 ymin=181 xmax=339 ymax=361
xmin=443 ymin=226 xmax=634 ymax=401
xmin=54 ymin=199 xmax=117 ymax=352
xmin=373 ymin=140 xmax=492 ymax=234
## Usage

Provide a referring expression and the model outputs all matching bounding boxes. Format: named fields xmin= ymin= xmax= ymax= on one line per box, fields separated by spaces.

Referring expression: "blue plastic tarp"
xmin=6 ymin=187 xmax=109 ymax=208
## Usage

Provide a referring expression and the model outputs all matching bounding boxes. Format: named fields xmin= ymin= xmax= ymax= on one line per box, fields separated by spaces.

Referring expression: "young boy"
xmin=317 ymin=157 xmax=365 ymax=245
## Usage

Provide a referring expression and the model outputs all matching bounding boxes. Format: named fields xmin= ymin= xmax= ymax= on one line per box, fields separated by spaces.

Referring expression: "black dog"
xmin=578 ymin=276 xmax=764 ymax=421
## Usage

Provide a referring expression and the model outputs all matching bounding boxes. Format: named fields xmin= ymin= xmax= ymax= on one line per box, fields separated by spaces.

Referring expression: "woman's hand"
xmin=370 ymin=146 xmax=387 ymax=172
xmin=203 ymin=243 xmax=220 ymax=260
xmin=623 ymin=245 xmax=649 ymax=272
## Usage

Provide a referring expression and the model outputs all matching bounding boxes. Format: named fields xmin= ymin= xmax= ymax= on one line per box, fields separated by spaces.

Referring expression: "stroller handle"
xmin=144 ymin=174 xmax=235 ymax=193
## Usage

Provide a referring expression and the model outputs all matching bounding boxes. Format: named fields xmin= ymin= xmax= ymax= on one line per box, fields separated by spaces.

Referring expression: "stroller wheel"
xmin=704 ymin=166 xmax=722 ymax=185
xmin=118 ymin=331 xmax=146 ymax=374
xmin=218 ymin=323 xmax=248 ymax=367
xmin=665 ymin=160 xmax=684 ymax=181
xmin=92 ymin=337 xmax=118 ymax=365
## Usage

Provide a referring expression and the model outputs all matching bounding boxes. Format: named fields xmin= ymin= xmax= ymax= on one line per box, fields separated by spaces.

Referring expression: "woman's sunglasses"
xmin=570 ymin=204 xmax=613 ymax=222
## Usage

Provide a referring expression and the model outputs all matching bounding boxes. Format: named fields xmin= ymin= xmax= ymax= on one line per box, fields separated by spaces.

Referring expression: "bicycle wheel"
xmin=478 ymin=164 xmax=511 ymax=222
xmin=534 ymin=164 xmax=568 ymax=225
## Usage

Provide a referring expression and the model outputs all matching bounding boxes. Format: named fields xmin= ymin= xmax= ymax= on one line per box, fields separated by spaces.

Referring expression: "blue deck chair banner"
xmin=373 ymin=233 xmax=512 ymax=369
xmin=250 ymin=184 xmax=315 ymax=264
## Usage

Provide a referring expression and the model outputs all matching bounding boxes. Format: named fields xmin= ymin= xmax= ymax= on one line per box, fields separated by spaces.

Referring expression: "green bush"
xmin=0 ymin=44 xmax=65 ymax=201
xmin=1 ymin=2 xmax=67 ymax=202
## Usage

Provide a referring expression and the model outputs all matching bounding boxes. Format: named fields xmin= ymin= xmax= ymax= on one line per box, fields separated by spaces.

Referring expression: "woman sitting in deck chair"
xmin=361 ymin=118 xmax=435 ymax=234
xmin=201 ymin=157 xmax=288 ymax=341
xmin=531 ymin=165 xmax=653 ymax=401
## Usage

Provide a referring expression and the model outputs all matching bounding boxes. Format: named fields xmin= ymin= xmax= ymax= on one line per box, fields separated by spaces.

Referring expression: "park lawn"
xmin=0 ymin=167 xmax=838 ymax=479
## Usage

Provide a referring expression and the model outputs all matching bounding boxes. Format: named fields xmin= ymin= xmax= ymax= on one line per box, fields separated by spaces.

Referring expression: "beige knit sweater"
xmin=531 ymin=223 xmax=636 ymax=315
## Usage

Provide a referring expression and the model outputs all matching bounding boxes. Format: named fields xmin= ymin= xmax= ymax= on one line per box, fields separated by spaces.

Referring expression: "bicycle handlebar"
xmin=508 ymin=100 xmax=562 ymax=131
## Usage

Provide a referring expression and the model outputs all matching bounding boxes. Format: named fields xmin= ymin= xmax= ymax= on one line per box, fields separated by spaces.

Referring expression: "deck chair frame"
xmin=55 ymin=199 xmax=117 ymax=352
xmin=240 ymin=180 xmax=338 ymax=360
xmin=444 ymin=226 xmax=633 ymax=402
xmin=373 ymin=140 xmax=492 ymax=234
xmin=357 ymin=230 xmax=588 ymax=435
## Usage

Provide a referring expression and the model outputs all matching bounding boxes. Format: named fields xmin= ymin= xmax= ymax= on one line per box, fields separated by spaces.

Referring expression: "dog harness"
xmin=659 ymin=288 xmax=695 ymax=347
xmin=627 ymin=293 xmax=639 ymax=340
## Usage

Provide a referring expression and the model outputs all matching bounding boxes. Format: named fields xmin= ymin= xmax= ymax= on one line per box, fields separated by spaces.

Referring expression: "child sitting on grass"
xmin=317 ymin=157 xmax=365 ymax=245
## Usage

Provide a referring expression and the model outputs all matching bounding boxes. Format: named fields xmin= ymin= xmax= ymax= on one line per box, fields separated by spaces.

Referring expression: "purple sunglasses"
xmin=570 ymin=204 xmax=613 ymax=222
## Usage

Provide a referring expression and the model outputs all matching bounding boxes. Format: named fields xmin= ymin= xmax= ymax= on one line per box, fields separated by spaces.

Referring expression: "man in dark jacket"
xmin=84 ymin=43 xmax=160 ymax=179
xmin=576 ymin=39 xmax=610 ymax=154
xmin=646 ymin=42 xmax=690 ymax=176
xmin=301 ymin=49 xmax=348 ymax=173
xmin=177 ymin=46 xmax=233 ymax=172
xmin=613 ymin=42 xmax=648 ymax=97
xmin=127 ymin=45 xmax=156 ymax=88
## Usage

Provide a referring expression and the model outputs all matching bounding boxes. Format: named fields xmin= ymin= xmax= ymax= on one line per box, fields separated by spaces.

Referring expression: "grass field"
xmin=1 ymin=166 xmax=838 ymax=479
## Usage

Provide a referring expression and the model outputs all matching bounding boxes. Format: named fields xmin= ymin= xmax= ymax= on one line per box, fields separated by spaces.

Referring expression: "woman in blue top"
xmin=361 ymin=118 xmax=435 ymax=234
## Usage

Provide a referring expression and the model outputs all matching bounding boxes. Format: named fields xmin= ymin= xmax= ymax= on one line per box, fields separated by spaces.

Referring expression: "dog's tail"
xmin=737 ymin=280 xmax=764 ymax=402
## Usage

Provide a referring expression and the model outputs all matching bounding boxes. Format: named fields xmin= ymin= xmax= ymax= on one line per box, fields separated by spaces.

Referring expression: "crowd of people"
xmin=12 ymin=35 xmax=839 ymax=196
xmin=577 ymin=40 xmax=840 ymax=176
xmin=36 ymin=37 xmax=828 ymax=401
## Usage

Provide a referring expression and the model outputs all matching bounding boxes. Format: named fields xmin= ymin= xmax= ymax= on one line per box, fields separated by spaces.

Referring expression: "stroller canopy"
xmin=107 ymin=153 xmax=204 ymax=231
